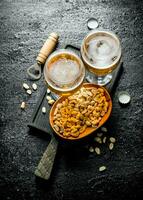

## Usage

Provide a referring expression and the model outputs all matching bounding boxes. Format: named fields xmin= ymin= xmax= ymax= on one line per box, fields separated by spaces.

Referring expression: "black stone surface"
xmin=0 ymin=0 xmax=143 ymax=199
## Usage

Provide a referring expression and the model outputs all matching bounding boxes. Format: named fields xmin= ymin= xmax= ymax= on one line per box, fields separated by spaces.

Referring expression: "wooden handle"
xmin=36 ymin=32 xmax=59 ymax=65
xmin=35 ymin=136 xmax=58 ymax=180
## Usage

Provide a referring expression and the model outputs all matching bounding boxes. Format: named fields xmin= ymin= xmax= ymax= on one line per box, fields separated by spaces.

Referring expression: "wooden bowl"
xmin=49 ymin=83 xmax=112 ymax=140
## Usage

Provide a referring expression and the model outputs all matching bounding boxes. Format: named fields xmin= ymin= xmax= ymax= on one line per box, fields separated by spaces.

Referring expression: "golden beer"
xmin=44 ymin=49 xmax=85 ymax=96
xmin=81 ymin=30 xmax=122 ymax=85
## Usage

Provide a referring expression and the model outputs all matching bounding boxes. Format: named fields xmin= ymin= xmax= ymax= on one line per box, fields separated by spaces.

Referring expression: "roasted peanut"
xmin=53 ymin=124 xmax=60 ymax=132
xmin=86 ymin=121 xmax=91 ymax=126
xmin=53 ymin=87 xmax=109 ymax=138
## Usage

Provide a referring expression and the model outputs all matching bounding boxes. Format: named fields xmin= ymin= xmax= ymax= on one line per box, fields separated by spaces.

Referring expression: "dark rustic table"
xmin=0 ymin=0 xmax=143 ymax=199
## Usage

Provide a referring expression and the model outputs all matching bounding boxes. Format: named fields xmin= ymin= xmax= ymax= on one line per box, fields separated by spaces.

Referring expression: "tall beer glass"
xmin=81 ymin=30 xmax=122 ymax=86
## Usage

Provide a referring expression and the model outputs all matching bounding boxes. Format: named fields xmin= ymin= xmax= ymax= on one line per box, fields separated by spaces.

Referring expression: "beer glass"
xmin=44 ymin=49 xmax=85 ymax=96
xmin=81 ymin=30 xmax=122 ymax=86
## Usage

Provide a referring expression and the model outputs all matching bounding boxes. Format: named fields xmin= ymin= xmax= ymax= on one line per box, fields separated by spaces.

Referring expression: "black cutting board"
xmin=28 ymin=44 xmax=123 ymax=180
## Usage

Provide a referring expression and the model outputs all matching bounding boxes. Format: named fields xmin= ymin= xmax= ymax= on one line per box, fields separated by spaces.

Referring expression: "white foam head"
xmin=48 ymin=58 xmax=80 ymax=85
xmin=85 ymin=31 xmax=121 ymax=68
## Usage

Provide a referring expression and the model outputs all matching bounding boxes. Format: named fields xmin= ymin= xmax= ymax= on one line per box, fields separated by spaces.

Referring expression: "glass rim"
xmin=44 ymin=49 xmax=85 ymax=90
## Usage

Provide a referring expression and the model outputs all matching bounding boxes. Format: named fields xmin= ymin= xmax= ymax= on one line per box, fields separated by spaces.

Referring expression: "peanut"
xmin=53 ymin=87 xmax=109 ymax=138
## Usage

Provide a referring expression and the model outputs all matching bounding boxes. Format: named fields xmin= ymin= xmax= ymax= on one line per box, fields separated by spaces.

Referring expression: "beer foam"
xmin=49 ymin=58 xmax=80 ymax=84
xmin=87 ymin=35 xmax=119 ymax=67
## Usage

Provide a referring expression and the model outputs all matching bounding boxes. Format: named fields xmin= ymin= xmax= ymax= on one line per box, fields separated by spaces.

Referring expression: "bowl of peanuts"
xmin=50 ymin=83 xmax=112 ymax=140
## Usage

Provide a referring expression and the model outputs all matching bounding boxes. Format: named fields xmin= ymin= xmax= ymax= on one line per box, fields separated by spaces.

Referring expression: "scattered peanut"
xmin=42 ymin=107 xmax=46 ymax=114
xmin=89 ymin=146 xmax=94 ymax=153
xmin=103 ymin=136 xmax=107 ymax=144
xmin=23 ymin=83 xmax=29 ymax=90
xmin=95 ymin=147 xmax=101 ymax=155
xmin=94 ymin=137 xmax=102 ymax=144
xmin=109 ymin=137 xmax=116 ymax=143
xmin=101 ymin=127 xmax=107 ymax=132
xmin=20 ymin=102 xmax=25 ymax=109
xmin=32 ymin=83 xmax=37 ymax=90
xmin=99 ymin=166 xmax=106 ymax=172
xmin=48 ymin=99 xmax=55 ymax=105
xmin=97 ymin=133 xmax=103 ymax=137
xmin=46 ymin=95 xmax=52 ymax=101
xmin=47 ymin=89 xmax=51 ymax=94
xmin=109 ymin=143 xmax=114 ymax=150
xmin=26 ymin=89 xmax=32 ymax=95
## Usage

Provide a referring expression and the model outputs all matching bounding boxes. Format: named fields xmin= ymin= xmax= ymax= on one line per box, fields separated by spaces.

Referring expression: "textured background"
xmin=0 ymin=0 xmax=143 ymax=199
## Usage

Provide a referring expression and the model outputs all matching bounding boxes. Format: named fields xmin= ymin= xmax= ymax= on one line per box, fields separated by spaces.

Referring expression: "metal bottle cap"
xmin=87 ymin=18 xmax=99 ymax=30
xmin=118 ymin=91 xmax=131 ymax=105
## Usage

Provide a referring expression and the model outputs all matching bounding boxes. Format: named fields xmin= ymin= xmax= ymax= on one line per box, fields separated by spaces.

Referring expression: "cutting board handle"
xmin=36 ymin=32 xmax=59 ymax=65
xmin=35 ymin=136 xmax=58 ymax=180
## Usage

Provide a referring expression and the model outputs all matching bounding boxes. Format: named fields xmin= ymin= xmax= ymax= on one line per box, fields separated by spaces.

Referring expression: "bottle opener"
xmin=27 ymin=32 xmax=59 ymax=80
